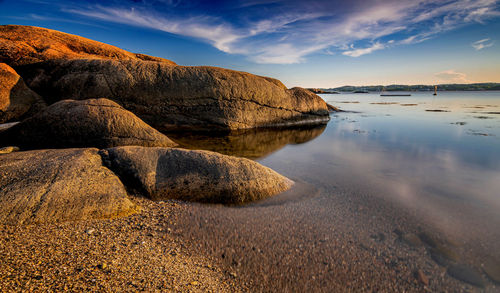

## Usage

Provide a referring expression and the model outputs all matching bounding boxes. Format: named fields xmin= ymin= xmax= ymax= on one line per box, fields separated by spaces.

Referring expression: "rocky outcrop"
xmin=0 ymin=25 xmax=176 ymax=67
xmin=0 ymin=98 xmax=177 ymax=149
xmin=0 ymin=148 xmax=137 ymax=225
xmin=18 ymin=59 xmax=330 ymax=131
xmin=0 ymin=63 xmax=45 ymax=123
xmin=100 ymin=146 xmax=293 ymax=204
xmin=2 ymin=25 xmax=330 ymax=130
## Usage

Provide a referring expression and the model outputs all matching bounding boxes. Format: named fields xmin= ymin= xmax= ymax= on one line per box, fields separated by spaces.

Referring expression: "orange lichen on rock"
xmin=0 ymin=25 xmax=177 ymax=67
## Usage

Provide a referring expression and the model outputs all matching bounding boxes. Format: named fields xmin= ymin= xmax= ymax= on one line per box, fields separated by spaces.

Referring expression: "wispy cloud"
xmin=65 ymin=7 xmax=242 ymax=54
xmin=342 ymin=42 xmax=384 ymax=57
xmin=472 ymin=38 xmax=494 ymax=50
xmin=434 ymin=70 xmax=472 ymax=83
xmin=61 ymin=0 xmax=500 ymax=64
xmin=8 ymin=13 xmax=108 ymax=28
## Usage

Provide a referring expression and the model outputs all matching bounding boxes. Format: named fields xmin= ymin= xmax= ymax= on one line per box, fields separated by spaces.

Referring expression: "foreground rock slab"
xmin=0 ymin=63 xmax=45 ymax=123
xmin=0 ymin=148 xmax=137 ymax=225
xmin=19 ymin=59 xmax=330 ymax=131
xmin=0 ymin=98 xmax=177 ymax=149
xmin=100 ymin=146 xmax=293 ymax=204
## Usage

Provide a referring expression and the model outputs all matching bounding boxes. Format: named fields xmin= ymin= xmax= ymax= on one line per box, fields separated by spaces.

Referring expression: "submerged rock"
xmin=100 ymin=146 xmax=293 ymax=204
xmin=19 ymin=59 xmax=330 ymax=131
xmin=0 ymin=148 xmax=137 ymax=225
xmin=447 ymin=264 xmax=486 ymax=288
xmin=0 ymin=98 xmax=177 ymax=149
xmin=431 ymin=244 xmax=459 ymax=262
xmin=418 ymin=231 xmax=439 ymax=247
xmin=0 ymin=63 xmax=45 ymax=123
xmin=401 ymin=233 xmax=424 ymax=247
xmin=430 ymin=249 xmax=453 ymax=267
xmin=483 ymin=259 xmax=500 ymax=284
xmin=0 ymin=25 xmax=176 ymax=67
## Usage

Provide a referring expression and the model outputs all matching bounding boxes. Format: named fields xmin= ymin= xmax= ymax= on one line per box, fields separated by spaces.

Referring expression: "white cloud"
xmin=65 ymin=7 xmax=244 ymax=54
xmin=342 ymin=42 xmax=384 ymax=57
xmin=472 ymin=38 xmax=494 ymax=50
xmin=434 ymin=70 xmax=472 ymax=83
xmin=64 ymin=0 xmax=500 ymax=64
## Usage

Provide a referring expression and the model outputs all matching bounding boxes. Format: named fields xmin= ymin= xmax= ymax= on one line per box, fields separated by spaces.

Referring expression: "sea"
xmin=169 ymin=90 xmax=500 ymax=290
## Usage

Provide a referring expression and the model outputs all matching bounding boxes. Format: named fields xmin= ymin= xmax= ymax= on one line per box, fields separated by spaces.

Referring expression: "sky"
xmin=1 ymin=0 xmax=499 ymax=88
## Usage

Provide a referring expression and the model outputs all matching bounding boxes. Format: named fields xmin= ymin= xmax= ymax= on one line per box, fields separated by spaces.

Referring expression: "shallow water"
xmin=172 ymin=91 xmax=500 ymax=230
xmin=168 ymin=91 xmax=500 ymax=290
xmin=263 ymin=91 xmax=500 ymax=247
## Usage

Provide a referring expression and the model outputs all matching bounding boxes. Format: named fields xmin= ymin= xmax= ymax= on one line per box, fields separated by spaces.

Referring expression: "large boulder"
xmin=0 ymin=148 xmax=137 ymax=225
xmin=2 ymin=25 xmax=330 ymax=130
xmin=0 ymin=98 xmax=177 ymax=149
xmin=0 ymin=63 xmax=45 ymax=123
xmin=100 ymin=146 xmax=293 ymax=204
xmin=0 ymin=25 xmax=176 ymax=67
xmin=17 ymin=59 xmax=330 ymax=131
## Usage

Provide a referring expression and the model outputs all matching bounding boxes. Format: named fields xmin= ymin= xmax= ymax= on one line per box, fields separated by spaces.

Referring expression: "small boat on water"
xmin=353 ymin=90 xmax=369 ymax=93
xmin=433 ymin=85 xmax=437 ymax=96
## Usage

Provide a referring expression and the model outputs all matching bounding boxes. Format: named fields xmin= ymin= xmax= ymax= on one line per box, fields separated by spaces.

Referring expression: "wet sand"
xmin=170 ymin=165 xmax=500 ymax=292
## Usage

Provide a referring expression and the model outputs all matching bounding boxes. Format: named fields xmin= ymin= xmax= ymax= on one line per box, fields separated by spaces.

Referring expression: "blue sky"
xmin=1 ymin=0 xmax=499 ymax=87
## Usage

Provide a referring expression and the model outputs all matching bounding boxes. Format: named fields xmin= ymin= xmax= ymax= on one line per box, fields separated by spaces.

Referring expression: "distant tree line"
xmin=321 ymin=83 xmax=500 ymax=92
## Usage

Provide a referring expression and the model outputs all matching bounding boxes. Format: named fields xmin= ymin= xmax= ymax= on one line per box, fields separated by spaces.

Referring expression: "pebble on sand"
xmin=401 ymin=233 xmax=424 ymax=247
xmin=415 ymin=270 xmax=429 ymax=286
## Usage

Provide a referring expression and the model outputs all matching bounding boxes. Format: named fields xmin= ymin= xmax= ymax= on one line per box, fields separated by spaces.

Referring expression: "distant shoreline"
xmin=307 ymin=83 xmax=500 ymax=94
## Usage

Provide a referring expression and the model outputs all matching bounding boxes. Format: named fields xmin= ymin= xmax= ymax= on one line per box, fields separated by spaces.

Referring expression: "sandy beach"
xmin=2 ymin=174 xmax=498 ymax=292
xmin=0 ymin=198 xmax=245 ymax=292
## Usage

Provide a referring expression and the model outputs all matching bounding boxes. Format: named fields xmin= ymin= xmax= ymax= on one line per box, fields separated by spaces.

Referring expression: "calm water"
xmin=262 ymin=91 xmax=500 ymax=243
xmin=171 ymin=90 xmax=500 ymax=252
xmin=168 ymin=91 xmax=500 ymax=290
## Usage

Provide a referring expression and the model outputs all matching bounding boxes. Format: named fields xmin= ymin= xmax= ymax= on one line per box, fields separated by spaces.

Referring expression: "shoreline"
xmin=1 ymin=25 xmax=499 ymax=292
xmin=2 ymin=179 xmax=498 ymax=291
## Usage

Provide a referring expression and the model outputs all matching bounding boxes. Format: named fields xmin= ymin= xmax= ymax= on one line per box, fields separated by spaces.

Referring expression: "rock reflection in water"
xmin=165 ymin=125 xmax=326 ymax=159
